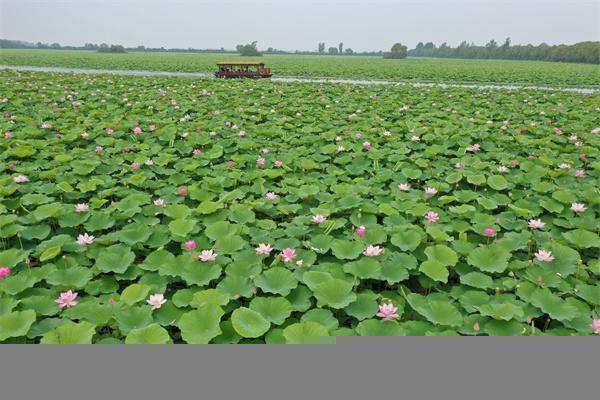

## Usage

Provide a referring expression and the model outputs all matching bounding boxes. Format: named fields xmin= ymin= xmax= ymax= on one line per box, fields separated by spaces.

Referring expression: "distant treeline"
xmin=409 ymin=39 xmax=599 ymax=64
xmin=1 ymin=38 xmax=598 ymax=64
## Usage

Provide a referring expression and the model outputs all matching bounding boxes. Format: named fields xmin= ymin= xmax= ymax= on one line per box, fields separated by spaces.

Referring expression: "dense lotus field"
xmin=2 ymin=49 xmax=600 ymax=86
xmin=0 ymin=69 xmax=598 ymax=344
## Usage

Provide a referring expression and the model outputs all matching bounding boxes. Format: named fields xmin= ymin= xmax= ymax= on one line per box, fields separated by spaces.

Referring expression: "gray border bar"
xmin=1 ymin=338 xmax=596 ymax=400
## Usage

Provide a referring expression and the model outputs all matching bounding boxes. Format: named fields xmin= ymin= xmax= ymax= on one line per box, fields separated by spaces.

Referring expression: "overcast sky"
xmin=1 ymin=0 xmax=598 ymax=51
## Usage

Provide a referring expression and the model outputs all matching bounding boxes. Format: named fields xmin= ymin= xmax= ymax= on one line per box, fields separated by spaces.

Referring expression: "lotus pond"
xmin=2 ymin=49 xmax=600 ymax=86
xmin=0 ymin=69 xmax=598 ymax=343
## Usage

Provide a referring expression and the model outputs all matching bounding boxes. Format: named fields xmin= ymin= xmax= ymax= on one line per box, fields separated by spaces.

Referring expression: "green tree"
xmin=383 ymin=43 xmax=407 ymax=59
xmin=318 ymin=42 xmax=325 ymax=54
xmin=237 ymin=41 xmax=262 ymax=56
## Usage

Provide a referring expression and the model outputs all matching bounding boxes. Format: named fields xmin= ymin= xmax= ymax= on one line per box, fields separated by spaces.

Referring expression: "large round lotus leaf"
xmin=0 ymin=248 xmax=29 ymax=267
xmin=191 ymin=289 xmax=230 ymax=308
xmin=424 ymin=245 xmax=458 ymax=267
xmin=231 ymin=307 xmax=271 ymax=338
xmin=356 ymin=319 xmax=406 ymax=336
xmin=178 ymin=305 xmax=225 ymax=344
xmin=419 ymin=260 xmax=449 ymax=283
xmin=142 ymin=249 xmax=176 ymax=272
xmin=529 ymin=288 xmax=579 ymax=322
xmin=330 ymin=240 xmax=364 ymax=260
xmin=286 ymin=285 xmax=313 ymax=312
xmin=254 ymin=267 xmax=298 ymax=296
xmin=125 ymin=323 xmax=171 ymax=344
xmin=94 ymin=244 xmax=135 ymax=274
xmin=313 ymin=279 xmax=357 ymax=309
xmin=300 ymin=308 xmax=338 ymax=331
xmin=205 ymin=221 xmax=237 ymax=240
xmin=117 ymin=223 xmax=152 ymax=245
xmin=343 ymin=258 xmax=381 ymax=279
xmin=282 ymin=322 xmax=332 ymax=344
xmin=344 ymin=291 xmax=380 ymax=321
xmin=460 ymin=272 xmax=494 ymax=289
xmin=180 ymin=262 xmax=222 ymax=287
xmin=40 ymin=321 xmax=96 ymax=344
xmin=478 ymin=303 xmax=524 ymax=321
xmin=390 ymin=230 xmax=422 ymax=251
xmin=405 ymin=293 xmax=463 ymax=327
xmin=0 ymin=310 xmax=36 ymax=341
xmin=467 ymin=244 xmax=511 ymax=273
xmin=46 ymin=267 xmax=93 ymax=288
xmin=164 ymin=204 xmax=192 ymax=220
xmin=168 ymin=219 xmax=197 ymax=238
xmin=249 ymin=296 xmax=293 ymax=325
xmin=120 ymin=283 xmax=151 ymax=306
xmin=302 ymin=271 xmax=333 ymax=290
xmin=487 ymin=175 xmax=509 ymax=190
xmin=114 ymin=306 xmax=154 ymax=334
xmin=562 ymin=229 xmax=599 ymax=249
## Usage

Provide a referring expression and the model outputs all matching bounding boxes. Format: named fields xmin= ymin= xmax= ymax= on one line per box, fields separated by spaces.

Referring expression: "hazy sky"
xmin=1 ymin=0 xmax=599 ymax=51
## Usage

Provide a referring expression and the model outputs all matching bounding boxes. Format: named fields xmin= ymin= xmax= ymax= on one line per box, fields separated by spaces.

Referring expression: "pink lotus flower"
xmin=455 ymin=162 xmax=465 ymax=169
xmin=209 ymin=131 xmax=217 ymax=137
xmin=178 ymin=188 xmax=188 ymax=196
xmin=144 ymin=159 xmax=154 ymax=166
xmin=337 ymin=145 xmax=345 ymax=152
xmin=280 ymin=248 xmax=297 ymax=263
xmin=355 ymin=132 xmax=362 ymax=139
xmin=534 ymin=250 xmax=555 ymax=262
xmin=553 ymin=127 xmax=563 ymax=135
xmin=239 ymin=130 xmax=246 ymax=137
xmin=149 ymin=124 xmax=157 ymax=131
xmin=105 ymin=128 xmax=114 ymax=135
xmin=227 ymin=161 xmax=234 ymax=168
xmin=383 ymin=131 xmax=392 ymax=137
xmin=4 ymin=131 xmax=13 ymax=139
xmin=153 ymin=198 xmax=165 ymax=207
xmin=42 ymin=123 xmax=53 ymax=129
xmin=131 ymin=162 xmax=141 ymax=170
xmin=575 ymin=141 xmax=584 ymax=147
xmin=13 ymin=175 xmax=29 ymax=183
xmin=76 ymin=233 xmax=95 ymax=245
xmin=575 ymin=170 xmax=585 ymax=177
xmin=559 ymin=163 xmax=571 ymax=169
xmin=95 ymin=146 xmax=104 ymax=153
xmin=274 ymin=160 xmax=282 ymax=168
xmin=257 ymin=157 xmax=265 ymax=166
xmin=528 ymin=219 xmax=545 ymax=229
xmin=591 ymin=319 xmax=600 ymax=335
xmin=570 ymin=203 xmax=587 ymax=213
xmin=133 ymin=126 xmax=142 ymax=135
xmin=398 ymin=183 xmax=411 ymax=191
xmin=376 ymin=303 xmax=399 ymax=321
xmin=410 ymin=135 xmax=421 ymax=142
xmin=147 ymin=293 xmax=166 ymax=310
xmin=312 ymin=215 xmax=327 ymax=224
xmin=510 ymin=160 xmax=519 ymax=167
xmin=81 ymin=132 xmax=89 ymax=139
xmin=75 ymin=203 xmax=89 ymax=212
xmin=579 ymin=153 xmax=587 ymax=159
xmin=261 ymin=148 xmax=269 ymax=155
xmin=8 ymin=163 xmax=15 ymax=169
xmin=0 ymin=267 xmax=11 ymax=279
xmin=363 ymin=245 xmax=384 ymax=257
xmin=55 ymin=290 xmax=78 ymax=308
xmin=335 ymin=136 xmax=343 ymax=142
xmin=180 ymin=132 xmax=189 ymax=139
xmin=363 ymin=141 xmax=372 ymax=150
xmin=497 ymin=166 xmax=509 ymax=173
xmin=466 ymin=144 xmax=481 ymax=152
xmin=192 ymin=149 xmax=202 ymax=156
xmin=425 ymin=211 xmax=439 ymax=223
xmin=568 ymin=135 xmax=578 ymax=142
xmin=256 ymin=243 xmax=274 ymax=256
xmin=54 ymin=133 xmax=62 ymax=140
xmin=184 ymin=240 xmax=196 ymax=250
xmin=199 ymin=249 xmax=218 ymax=262
xmin=356 ymin=226 xmax=366 ymax=237
xmin=484 ymin=228 xmax=495 ymax=237
xmin=424 ymin=187 xmax=438 ymax=196
xmin=265 ymin=192 xmax=278 ymax=201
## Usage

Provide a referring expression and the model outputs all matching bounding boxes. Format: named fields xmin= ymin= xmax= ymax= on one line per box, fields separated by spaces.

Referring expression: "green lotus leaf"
xmin=467 ymin=244 xmax=511 ymax=273
xmin=94 ymin=244 xmax=135 ymax=273
xmin=41 ymin=321 xmax=96 ymax=344
xmin=231 ymin=307 xmax=271 ymax=338
xmin=178 ymin=304 xmax=225 ymax=344
xmin=125 ymin=324 xmax=171 ymax=344
xmin=313 ymin=279 xmax=356 ymax=309
xmin=0 ymin=310 xmax=36 ymax=341
xmin=254 ymin=267 xmax=298 ymax=296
